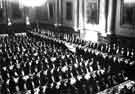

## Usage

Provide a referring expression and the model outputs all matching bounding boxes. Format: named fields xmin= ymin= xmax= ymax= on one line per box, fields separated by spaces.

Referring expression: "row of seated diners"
xmin=0 ymin=33 xmax=129 ymax=94
xmin=40 ymin=29 xmax=135 ymax=60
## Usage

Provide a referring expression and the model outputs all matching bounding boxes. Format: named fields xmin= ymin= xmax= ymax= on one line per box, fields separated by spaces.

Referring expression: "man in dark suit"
xmin=18 ymin=76 xmax=26 ymax=91
xmin=26 ymin=76 xmax=34 ymax=91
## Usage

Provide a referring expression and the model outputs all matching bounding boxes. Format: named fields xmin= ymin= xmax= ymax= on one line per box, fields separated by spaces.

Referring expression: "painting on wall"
xmin=49 ymin=3 xmax=54 ymax=18
xmin=11 ymin=3 xmax=22 ymax=19
xmin=86 ymin=0 xmax=100 ymax=24
xmin=66 ymin=2 xmax=72 ymax=21
xmin=36 ymin=7 xmax=48 ymax=21
xmin=0 ymin=8 xmax=3 ymax=20
xmin=0 ymin=1 xmax=4 ymax=22
xmin=120 ymin=0 xmax=135 ymax=27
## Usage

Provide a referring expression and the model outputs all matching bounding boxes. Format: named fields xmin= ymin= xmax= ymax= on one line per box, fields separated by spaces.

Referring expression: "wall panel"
xmin=115 ymin=0 xmax=135 ymax=37
xmin=62 ymin=0 xmax=77 ymax=29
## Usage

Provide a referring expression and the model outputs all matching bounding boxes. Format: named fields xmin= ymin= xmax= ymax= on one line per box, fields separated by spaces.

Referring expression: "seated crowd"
xmin=37 ymin=30 xmax=135 ymax=71
xmin=0 ymin=30 xmax=132 ymax=94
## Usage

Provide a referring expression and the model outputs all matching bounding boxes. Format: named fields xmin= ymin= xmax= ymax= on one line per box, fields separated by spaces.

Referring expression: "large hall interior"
xmin=0 ymin=0 xmax=135 ymax=94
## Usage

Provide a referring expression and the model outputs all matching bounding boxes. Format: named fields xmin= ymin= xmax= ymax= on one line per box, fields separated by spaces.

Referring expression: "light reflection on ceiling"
xmin=21 ymin=0 xmax=47 ymax=7
xmin=8 ymin=0 xmax=47 ymax=7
